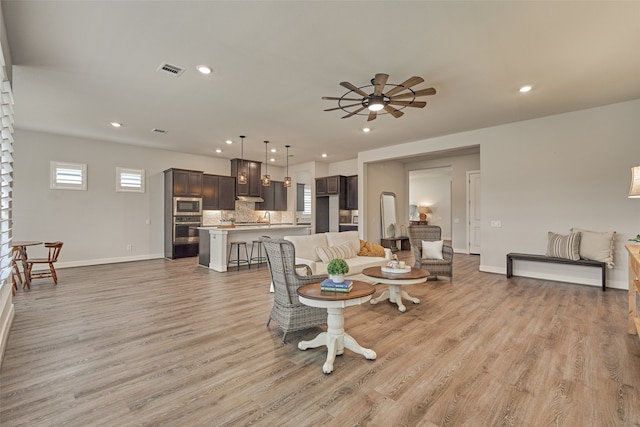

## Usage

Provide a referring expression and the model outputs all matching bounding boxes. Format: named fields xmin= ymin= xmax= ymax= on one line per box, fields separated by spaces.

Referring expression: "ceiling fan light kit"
xmin=323 ymin=73 xmax=436 ymax=121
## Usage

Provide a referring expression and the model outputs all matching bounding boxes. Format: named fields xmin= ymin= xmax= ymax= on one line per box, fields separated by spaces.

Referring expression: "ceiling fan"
xmin=322 ymin=73 xmax=436 ymax=121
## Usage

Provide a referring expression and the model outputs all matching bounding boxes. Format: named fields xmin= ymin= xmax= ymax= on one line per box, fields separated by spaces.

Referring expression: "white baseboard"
xmin=55 ymin=253 xmax=165 ymax=269
xmin=0 ymin=293 xmax=15 ymax=367
xmin=479 ymin=264 xmax=627 ymax=290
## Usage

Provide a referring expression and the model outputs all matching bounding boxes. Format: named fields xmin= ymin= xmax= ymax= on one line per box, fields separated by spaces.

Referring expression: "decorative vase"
xmin=330 ymin=274 xmax=345 ymax=284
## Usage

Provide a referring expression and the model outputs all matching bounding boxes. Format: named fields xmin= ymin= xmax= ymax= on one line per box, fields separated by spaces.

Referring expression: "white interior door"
xmin=468 ymin=171 xmax=481 ymax=254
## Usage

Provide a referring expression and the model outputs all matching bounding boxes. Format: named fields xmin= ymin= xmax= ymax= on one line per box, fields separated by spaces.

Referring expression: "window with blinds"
xmin=116 ymin=167 xmax=145 ymax=193
xmin=1 ymin=52 xmax=15 ymax=296
xmin=50 ymin=161 xmax=87 ymax=190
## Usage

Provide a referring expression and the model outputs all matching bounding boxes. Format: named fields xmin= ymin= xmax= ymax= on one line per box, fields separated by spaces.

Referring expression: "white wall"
xmin=362 ymin=161 xmax=406 ymax=244
xmin=360 ymin=99 xmax=640 ymax=289
xmin=409 ymin=168 xmax=453 ymax=240
xmin=406 ymin=154 xmax=481 ymax=252
xmin=13 ymin=129 xmax=235 ymax=266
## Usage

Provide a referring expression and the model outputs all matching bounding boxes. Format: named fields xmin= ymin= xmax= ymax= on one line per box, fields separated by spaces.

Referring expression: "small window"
xmin=116 ymin=167 xmax=145 ymax=193
xmin=50 ymin=161 xmax=87 ymax=190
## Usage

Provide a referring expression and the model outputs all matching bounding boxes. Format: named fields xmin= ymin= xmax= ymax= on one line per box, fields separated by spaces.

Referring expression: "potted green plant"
xmin=327 ymin=258 xmax=349 ymax=283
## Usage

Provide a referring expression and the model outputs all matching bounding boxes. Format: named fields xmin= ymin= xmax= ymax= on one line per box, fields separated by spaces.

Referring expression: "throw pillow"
xmin=422 ymin=240 xmax=444 ymax=260
xmin=316 ymin=242 xmax=356 ymax=263
xmin=570 ymin=228 xmax=615 ymax=267
xmin=358 ymin=240 xmax=386 ymax=257
xmin=546 ymin=231 xmax=581 ymax=261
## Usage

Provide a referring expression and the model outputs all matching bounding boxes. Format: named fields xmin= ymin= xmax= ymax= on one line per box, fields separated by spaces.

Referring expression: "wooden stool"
xmin=227 ymin=241 xmax=249 ymax=271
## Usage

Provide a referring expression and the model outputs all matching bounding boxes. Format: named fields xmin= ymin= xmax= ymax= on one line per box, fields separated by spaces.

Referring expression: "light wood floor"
xmin=1 ymin=252 xmax=639 ymax=426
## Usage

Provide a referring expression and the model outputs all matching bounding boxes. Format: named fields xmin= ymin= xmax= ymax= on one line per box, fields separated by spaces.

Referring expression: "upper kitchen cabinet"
xmin=231 ymin=159 xmax=262 ymax=197
xmin=166 ymin=168 xmax=203 ymax=197
xmin=346 ymin=175 xmax=358 ymax=210
xmin=316 ymin=175 xmax=346 ymax=196
xmin=203 ymin=174 xmax=236 ymax=211
xmin=256 ymin=181 xmax=288 ymax=211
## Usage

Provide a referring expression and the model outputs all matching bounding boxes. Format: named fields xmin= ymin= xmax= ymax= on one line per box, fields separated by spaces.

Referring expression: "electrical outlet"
xmin=126 ymin=244 xmax=132 ymax=251
xmin=490 ymin=220 xmax=502 ymax=228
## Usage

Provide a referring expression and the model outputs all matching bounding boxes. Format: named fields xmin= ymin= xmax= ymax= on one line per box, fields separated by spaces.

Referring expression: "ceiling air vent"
xmin=157 ymin=62 xmax=185 ymax=77
xmin=152 ymin=128 xmax=168 ymax=134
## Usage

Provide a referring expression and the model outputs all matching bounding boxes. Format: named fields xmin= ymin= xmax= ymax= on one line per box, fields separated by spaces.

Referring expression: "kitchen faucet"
xmin=263 ymin=211 xmax=271 ymax=226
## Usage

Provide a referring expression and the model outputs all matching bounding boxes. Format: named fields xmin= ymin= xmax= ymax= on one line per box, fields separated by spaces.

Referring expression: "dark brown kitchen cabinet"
xmin=203 ymin=174 xmax=236 ymax=211
xmin=316 ymin=175 xmax=346 ymax=196
xmin=256 ymin=181 xmax=288 ymax=211
xmin=170 ymin=169 xmax=203 ymax=197
xmin=346 ymin=175 xmax=358 ymax=210
xmin=231 ymin=159 xmax=262 ymax=197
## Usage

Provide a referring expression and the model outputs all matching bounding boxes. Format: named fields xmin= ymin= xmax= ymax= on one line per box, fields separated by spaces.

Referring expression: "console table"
xmin=380 ymin=237 xmax=410 ymax=252
xmin=626 ymin=244 xmax=640 ymax=339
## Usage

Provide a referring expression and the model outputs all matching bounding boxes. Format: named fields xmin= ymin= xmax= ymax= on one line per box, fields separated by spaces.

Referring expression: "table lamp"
xmin=418 ymin=206 xmax=432 ymax=221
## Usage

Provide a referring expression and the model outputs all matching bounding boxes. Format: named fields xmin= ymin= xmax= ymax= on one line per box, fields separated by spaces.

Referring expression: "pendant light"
xmin=283 ymin=145 xmax=291 ymax=188
xmin=238 ymin=135 xmax=247 ymax=184
xmin=262 ymin=141 xmax=271 ymax=186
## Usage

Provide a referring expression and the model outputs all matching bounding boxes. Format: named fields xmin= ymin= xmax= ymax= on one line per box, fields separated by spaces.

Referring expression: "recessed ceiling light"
xmin=225 ymin=140 xmax=233 ymax=144
xmin=270 ymin=148 xmax=277 ymax=153
xmin=322 ymin=153 xmax=327 ymax=158
xmin=519 ymin=85 xmax=532 ymax=93
xmin=270 ymin=158 xmax=275 ymax=162
xmin=362 ymin=127 xmax=371 ymax=133
xmin=110 ymin=122 xmax=122 ymax=128
xmin=215 ymin=149 xmax=222 ymax=153
xmin=197 ymin=65 xmax=212 ymax=75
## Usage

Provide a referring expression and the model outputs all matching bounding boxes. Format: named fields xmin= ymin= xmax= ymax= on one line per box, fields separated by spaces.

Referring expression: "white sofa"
xmin=284 ymin=231 xmax=391 ymax=276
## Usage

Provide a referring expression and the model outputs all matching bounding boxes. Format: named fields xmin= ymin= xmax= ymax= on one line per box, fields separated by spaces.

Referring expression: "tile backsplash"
xmin=202 ymin=201 xmax=293 ymax=226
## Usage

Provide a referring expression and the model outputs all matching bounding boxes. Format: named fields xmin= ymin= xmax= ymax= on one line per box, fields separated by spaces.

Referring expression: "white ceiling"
xmin=3 ymin=1 xmax=640 ymax=167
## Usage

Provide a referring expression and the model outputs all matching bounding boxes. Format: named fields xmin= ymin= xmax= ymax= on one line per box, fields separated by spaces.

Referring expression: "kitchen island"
xmin=198 ymin=224 xmax=311 ymax=272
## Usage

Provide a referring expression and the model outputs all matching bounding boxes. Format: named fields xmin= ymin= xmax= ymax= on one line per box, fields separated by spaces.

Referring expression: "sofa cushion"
xmin=284 ymin=233 xmax=328 ymax=262
xmin=316 ymin=242 xmax=357 ymax=263
xmin=570 ymin=228 xmax=615 ymax=267
xmin=546 ymin=231 xmax=581 ymax=261
xmin=325 ymin=231 xmax=360 ymax=254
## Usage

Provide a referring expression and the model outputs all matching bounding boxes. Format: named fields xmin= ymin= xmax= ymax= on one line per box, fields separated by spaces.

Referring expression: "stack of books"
xmin=320 ymin=279 xmax=353 ymax=293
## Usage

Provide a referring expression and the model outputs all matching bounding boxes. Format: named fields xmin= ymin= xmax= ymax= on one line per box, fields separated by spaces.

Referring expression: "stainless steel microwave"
xmin=173 ymin=197 xmax=202 ymax=216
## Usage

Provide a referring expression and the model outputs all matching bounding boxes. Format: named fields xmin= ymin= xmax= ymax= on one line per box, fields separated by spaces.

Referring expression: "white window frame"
xmin=116 ymin=167 xmax=145 ymax=193
xmin=50 ymin=161 xmax=87 ymax=191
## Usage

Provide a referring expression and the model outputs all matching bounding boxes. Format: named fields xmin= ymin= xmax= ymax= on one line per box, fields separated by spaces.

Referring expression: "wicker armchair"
xmin=262 ymin=238 xmax=328 ymax=343
xmin=408 ymin=225 xmax=453 ymax=282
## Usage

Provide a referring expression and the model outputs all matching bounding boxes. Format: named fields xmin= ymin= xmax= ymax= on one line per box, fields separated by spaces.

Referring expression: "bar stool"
xmin=249 ymin=236 xmax=270 ymax=268
xmin=227 ymin=241 xmax=249 ymax=271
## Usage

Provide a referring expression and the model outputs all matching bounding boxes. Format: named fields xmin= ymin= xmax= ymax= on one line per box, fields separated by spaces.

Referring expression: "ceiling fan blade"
xmin=340 ymin=81 xmax=369 ymax=98
xmin=383 ymin=105 xmax=404 ymax=118
xmin=384 ymin=76 xmax=425 ymax=97
xmin=367 ymin=110 xmax=377 ymax=121
xmin=322 ymin=96 xmax=363 ymax=102
xmin=391 ymin=87 xmax=437 ymax=99
xmin=388 ymin=100 xmax=427 ymax=108
xmin=373 ymin=73 xmax=389 ymax=96
xmin=324 ymin=102 xmax=363 ymax=112
xmin=341 ymin=106 xmax=367 ymax=119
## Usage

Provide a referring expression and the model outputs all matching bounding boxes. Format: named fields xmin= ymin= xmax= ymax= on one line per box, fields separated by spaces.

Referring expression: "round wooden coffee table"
xmin=362 ymin=266 xmax=429 ymax=312
xmin=297 ymin=280 xmax=377 ymax=374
